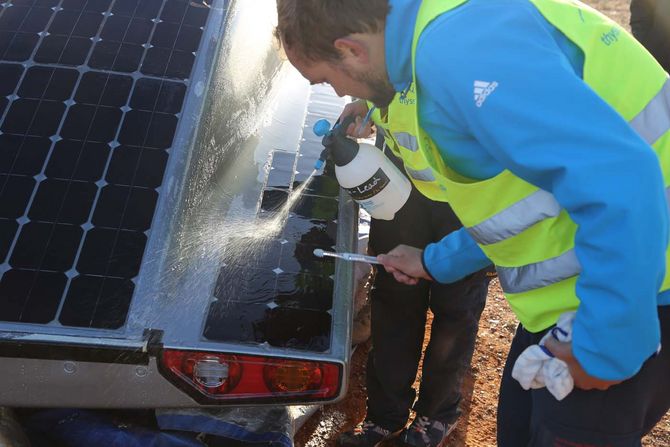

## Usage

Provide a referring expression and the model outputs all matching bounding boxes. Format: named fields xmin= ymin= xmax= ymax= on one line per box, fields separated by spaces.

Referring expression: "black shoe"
xmin=337 ymin=420 xmax=401 ymax=447
xmin=397 ymin=416 xmax=457 ymax=447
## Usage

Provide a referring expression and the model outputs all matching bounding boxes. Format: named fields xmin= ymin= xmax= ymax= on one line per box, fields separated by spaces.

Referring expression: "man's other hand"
xmin=544 ymin=337 xmax=624 ymax=391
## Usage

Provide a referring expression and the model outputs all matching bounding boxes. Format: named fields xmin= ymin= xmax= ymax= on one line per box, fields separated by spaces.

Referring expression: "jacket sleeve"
xmin=415 ymin=3 xmax=668 ymax=380
xmin=422 ymin=227 xmax=493 ymax=283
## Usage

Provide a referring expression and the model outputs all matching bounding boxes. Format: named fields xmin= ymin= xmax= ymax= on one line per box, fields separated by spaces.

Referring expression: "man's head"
xmin=276 ymin=0 xmax=397 ymax=107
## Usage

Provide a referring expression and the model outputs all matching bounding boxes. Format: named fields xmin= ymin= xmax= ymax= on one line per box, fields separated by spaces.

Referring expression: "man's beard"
xmin=344 ymin=63 xmax=397 ymax=108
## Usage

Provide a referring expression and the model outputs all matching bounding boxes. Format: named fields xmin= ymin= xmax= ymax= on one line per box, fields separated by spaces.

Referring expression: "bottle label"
xmin=346 ymin=168 xmax=390 ymax=200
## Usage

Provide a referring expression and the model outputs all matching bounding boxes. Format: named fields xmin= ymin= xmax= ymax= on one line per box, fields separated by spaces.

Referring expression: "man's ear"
xmin=333 ymin=37 xmax=369 ymax=64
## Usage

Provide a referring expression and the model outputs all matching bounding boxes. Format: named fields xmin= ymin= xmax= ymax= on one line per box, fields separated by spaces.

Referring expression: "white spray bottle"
xmin=312 ymin=117 xmax=411 ymax=220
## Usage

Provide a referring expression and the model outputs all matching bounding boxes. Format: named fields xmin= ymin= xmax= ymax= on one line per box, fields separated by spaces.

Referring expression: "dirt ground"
xmin=295 ymin=1 xmax=670 ymax=446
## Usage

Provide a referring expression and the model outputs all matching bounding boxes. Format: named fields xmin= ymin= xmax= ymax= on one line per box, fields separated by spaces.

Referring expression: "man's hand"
xmin=544 ymin=337 xmax=624 ymax=391
xmin=377 ymin=245 xmax=433 ymax=285
xmin=339 ymin=99 xmax=373 ymax=138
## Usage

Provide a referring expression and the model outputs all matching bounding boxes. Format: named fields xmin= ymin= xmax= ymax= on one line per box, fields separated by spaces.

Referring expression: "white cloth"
xmin=511 ymin=311 xmax=576 ymax=401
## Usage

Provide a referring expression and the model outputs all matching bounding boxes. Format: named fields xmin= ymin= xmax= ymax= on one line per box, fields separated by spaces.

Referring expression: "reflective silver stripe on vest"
xmin=406 ymin=167 xmax=436 ymax=182
xmin=393 ymin=132 xmax=419 ymax=152
xmin=497 ymin=249 xmax=581 ymax=294
xmin=630 ymin=78 xmax=670 ymax=145
xmin=467 ymin=189 xmax=562 ymax=246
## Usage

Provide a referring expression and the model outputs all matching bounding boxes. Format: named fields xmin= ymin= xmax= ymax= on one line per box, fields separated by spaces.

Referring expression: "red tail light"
xmin=160 ymin=349 xmax=342 ymax=404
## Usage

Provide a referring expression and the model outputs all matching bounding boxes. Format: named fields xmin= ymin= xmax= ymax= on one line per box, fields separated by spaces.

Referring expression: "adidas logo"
xmin=474 ymin=80 xmax=498 ymax=107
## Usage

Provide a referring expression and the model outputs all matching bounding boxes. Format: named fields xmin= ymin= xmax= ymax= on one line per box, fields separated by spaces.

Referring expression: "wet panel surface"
xmin=0 ymin=0 xmax=211 ymax=328
xmin=205 ymin=140 xmax=342 ymax=351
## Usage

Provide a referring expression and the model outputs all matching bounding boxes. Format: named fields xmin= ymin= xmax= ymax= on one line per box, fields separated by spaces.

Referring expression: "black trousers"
xmin=498 ymin=306 xmax=670 ymax=447
xmin=365 ymin=150 xmax=490 ymax=430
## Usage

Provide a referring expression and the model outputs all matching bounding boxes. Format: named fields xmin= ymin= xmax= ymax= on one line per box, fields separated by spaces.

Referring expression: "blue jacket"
xmin=385 ymin=0 xmax=670 ymax=380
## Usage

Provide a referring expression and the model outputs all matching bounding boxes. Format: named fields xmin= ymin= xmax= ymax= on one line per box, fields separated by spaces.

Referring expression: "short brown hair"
xmin=276 ymin=0 xmax=390 ymax=61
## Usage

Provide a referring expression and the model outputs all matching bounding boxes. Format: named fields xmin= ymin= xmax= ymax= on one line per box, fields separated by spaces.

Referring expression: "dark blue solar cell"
xmin=275 ymin=272 xmax=334 ymax=311
xmin=124 ymin=17 xmax=153 ymax=44
xmin=220 ymin=238 xmax=283 ymax=272
xmin=120 ymin=111 xmax=177 ymax=148
xmin=260 ymin=189 xmax=288 ymax=212
xmin=214 ymin=266 xmax=278 ymax=305
xmin=203 ymin=301 xmax=270 ymax=344
xmin=141 ymin=46 xmax=171 ymax=77
xmin=18 ymin=66 xmax=78 ymax=100
xmin=100 ymin=14 xmax=131 ymax=41
xmin=19 ymin=7 xmax=52 ymax=33
xmin=113 ymin=43 xmax=143 ymax=72
xmin=62 ymin=0 xmax=110 ymax=12
xmin=92 ymin=185 xmax=157 ymax=231
xmin=0 ymin=269 xmax=66 ymax=324
xmin=147 ymin=113 xmax=178 ymax=147
xmin=89 ymin=41 xmax=143 ymax=72
xmin=49 ymin=10 xmax=80 ymax=35
xmin=77 ymin=228 xmax=146 ymax=278
xmin=160 ymin=0 xmax=188 ymax=23
xmin=130 ymin=78 xmax=186 ymax=114
xmin=0 ymin=5 xmax=29 ymax=32
xmin=46 ymin=140 xmax=110 ymax=181
xmin=112 ymin=0 xmax=161 ymax=18
xmin=29 ymin=179 xmax=97 ymax=224
xmin=75 ymin=72 xmax=132 ymax=107
xmin=106 ymin=145 xmax=168 ymax=188
xmin=151 ymin=21 xmax=179 ymax=48
xmin=259 ymin=307 xmax=331 ymax=351
xmin=50 ymin=10 xmax=102 ymax=38
xmin=60 ymin=275 xmax=134 ymax=328
xmin=34 ymin=35 xmax=68 ymax=63
xmin=102 ymin=15 xmax=152 ymax=44
xmin=118 ymin=110 xmax=151 ymax=146
xmin=0 ymin=98 xmax=6 ymax=116
xmin=3 ymin=99 xmax=65 ymax=137
xmin=4 ymin=136 xmax=51 ymax=176
xmin=293 ymin=196 xmax=338 ymax=222
xmin=0 ymin=175 xmax=34 ymax=218
xmin=279 ymin=241 xmax=335 ymax=276
xmin=271 ymin=151 xmax=297 ymax=172
xmin=34 ymin=35 xmax=92 ymax=66
xmin=282 ymin=215 xmax=336 ymax=248
xmin=175 ymin=26 xmax=202 ymax=53
xmin=11 ymin=0 xmax=60 ymax=7
xmin=184 ymin=2 xmax=209 ymax=27
xmin=0 ymin=219 xmax=18 ymax=262
xmin=10 ymin=221 xmax=82 ymax=271
xmin=266 ymin=169 xmax=293 ymax=190
xmin=88 ymin=40 xmax=119 ymax=70
xmin=0 ymin=64 xmax=24 ymax=96
xmin=2 ymin=32 xmax=39 ymax=61
xmin=61 ymin=104 xmax=121 ymax=142
xmin=165 ymin=50 xmax=194 ymax=79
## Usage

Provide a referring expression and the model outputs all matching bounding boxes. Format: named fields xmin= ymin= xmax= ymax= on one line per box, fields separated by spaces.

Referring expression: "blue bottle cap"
xmin=313 ymin=119 xmax=332 ymax=137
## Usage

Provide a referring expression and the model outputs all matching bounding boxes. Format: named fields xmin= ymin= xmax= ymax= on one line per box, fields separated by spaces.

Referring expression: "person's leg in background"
xmin=399 ymin=195 xmax=491 ymax=447
xmin=337 ymin=169 xmax=437 ymax=446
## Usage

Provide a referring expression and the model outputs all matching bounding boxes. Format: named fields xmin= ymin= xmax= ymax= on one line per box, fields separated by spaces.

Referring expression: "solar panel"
xmin=203 ymin=134 xmax=342 ymax=352
xmin=0 ymin=0 xmax=211 ymax=329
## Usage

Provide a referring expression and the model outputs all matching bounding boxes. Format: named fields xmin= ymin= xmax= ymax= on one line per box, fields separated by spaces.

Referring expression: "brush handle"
xmin=317 ymin=250 xmax=380 ymax=265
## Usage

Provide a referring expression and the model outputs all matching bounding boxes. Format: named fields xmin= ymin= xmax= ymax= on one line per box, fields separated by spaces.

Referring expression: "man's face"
xmin=285 ymin=46 xmax=396 ymax=108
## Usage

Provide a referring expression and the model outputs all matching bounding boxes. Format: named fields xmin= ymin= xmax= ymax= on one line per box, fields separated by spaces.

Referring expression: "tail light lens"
xmin=160 ymin=349 xmax=342 ymax=404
